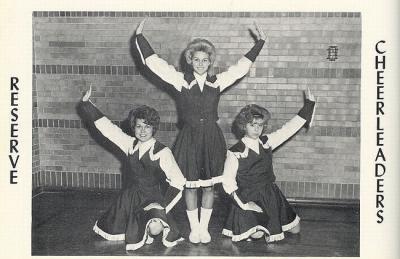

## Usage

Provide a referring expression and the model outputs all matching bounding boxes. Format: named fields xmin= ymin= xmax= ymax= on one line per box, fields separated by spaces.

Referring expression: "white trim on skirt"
xmin=222 ymin=215 xmax=300 ymax=243
xmin=185 ymin=175 xmax=223 ymax=188
xmin=93 ymin=214 xmax=184 ymax=250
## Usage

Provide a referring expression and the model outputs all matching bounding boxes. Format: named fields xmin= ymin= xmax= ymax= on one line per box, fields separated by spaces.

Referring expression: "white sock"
xmin=199 ymin=207 xmax=213 ymax=243
xmin=186 ymin=208 xmax=200 ymax=243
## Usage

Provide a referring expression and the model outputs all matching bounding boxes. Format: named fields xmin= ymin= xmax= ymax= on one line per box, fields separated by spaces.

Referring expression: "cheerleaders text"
xmin=374 ymin=41 xmax=386 ymax=223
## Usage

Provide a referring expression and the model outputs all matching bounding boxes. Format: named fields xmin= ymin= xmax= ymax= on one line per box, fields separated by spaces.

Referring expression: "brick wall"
xmin=32 ymin=11 xmax=361 ymax=200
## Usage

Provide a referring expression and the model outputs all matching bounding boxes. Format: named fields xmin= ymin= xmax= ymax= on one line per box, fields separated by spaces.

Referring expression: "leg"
xmin=185 ymin=188 xmax=198 ymax=211
xmin=199 ymin=186 xmax=214 ymax=243
xmin=287 ymin=222 xmax=301 ymax=234
xmin=185 ymin=188 xmax=200 ymax=243
xmin=201 ymin=186 xmax=214 ymax=209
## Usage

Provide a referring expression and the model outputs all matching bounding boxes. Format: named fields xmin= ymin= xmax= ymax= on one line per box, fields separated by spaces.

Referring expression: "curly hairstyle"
xmin=128 ymin=105 xmax=160 ymax=135
xmin=184 ymin=38 xmax=216 ymax=69
xmin=232 ymin=104 xmax=271 ymax=138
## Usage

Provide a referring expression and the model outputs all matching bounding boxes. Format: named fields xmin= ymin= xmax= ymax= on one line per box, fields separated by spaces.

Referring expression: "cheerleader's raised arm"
xmin=135 ymin=18 xmax=187 ymax=91
xmin=263 ymin=88 xmax=316 ymax=151
xmin=79 ymin=85 xmax=134 ymax=155
xmin=216 ymin=22 xmax=266 ymax=91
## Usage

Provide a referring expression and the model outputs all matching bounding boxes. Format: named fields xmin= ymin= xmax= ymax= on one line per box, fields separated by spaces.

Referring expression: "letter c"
xmin=375 ymin=40 xmax=386 ymax=54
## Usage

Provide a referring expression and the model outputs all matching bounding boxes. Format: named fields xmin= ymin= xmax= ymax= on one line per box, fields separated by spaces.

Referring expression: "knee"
xmin=186 ymin=188 xmax=197 ymax=195
xmin=202 ymin=186 xmax=214 ymax=194
xmin=288 ymin=223 xmax=301 ymax=234
xmin=148 ymin=221 xmax=163 ymax=236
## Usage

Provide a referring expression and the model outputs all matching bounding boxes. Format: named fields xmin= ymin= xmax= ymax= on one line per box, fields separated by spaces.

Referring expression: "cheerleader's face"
xmin=191 ymin=51 xmax=211 ymax=75
xmin=245 ymin=118 xmax=264 ymax=139
xmin=134 ymin=119 xmax=153 ymax=142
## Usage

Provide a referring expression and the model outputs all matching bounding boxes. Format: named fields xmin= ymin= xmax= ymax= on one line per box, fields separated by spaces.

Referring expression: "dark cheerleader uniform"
xmin=135 ymin=33 xmax=264 ymax=187
xmin=222 ymin=99 xmax=315 ymax=242
xmin=79 ymin=101 xmax=186 ymax=251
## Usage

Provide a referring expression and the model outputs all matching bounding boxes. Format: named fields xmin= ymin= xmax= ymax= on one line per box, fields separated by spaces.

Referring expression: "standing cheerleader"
xmin=79 ymin=86 xmax=186 ymax=250
xmin=134 ymin=18 xmax=266 ymax=244
xmin=222 ymin=89 xmax=316 ymax=243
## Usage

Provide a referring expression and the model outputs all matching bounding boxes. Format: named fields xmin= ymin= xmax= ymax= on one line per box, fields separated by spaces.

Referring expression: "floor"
xmin=32 ymin=190 xmax=359 ymax=256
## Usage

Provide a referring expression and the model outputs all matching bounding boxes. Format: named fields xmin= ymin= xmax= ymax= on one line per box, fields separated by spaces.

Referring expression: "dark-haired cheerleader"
xmin=79 ymin=86 xmax=186 ymax=251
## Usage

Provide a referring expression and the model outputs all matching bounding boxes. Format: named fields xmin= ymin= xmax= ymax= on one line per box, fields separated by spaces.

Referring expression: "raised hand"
xmin=136 ymin=17 xmax=147 ymax=35
xmin=302 ymin=87 xmax=316 ymax=128
xmin=305 ymin=87 xmax=315 ymax=102
xmin=82 ymin=84 xmax=92 ymax=102
xmin=245 ymin=201 xmax=263 ymax=213
xmin=253 ymin=21 xmax=267 ymax=41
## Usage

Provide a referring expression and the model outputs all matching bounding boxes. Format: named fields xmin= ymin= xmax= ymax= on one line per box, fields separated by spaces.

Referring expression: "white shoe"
xmin=186 ymin=208 xmax=201 ymax=244
xmin=199 ymin=229 xmax=211 ymax=244
xmin=199 ymin=207 xmax=213 ymax=244
xmin=189 ymin=229 xmax=201 ymax=244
